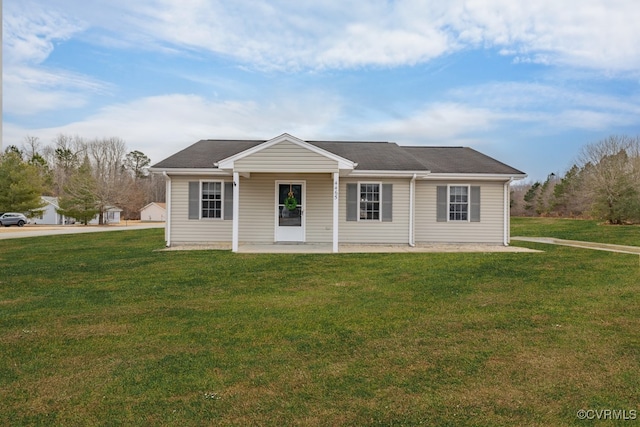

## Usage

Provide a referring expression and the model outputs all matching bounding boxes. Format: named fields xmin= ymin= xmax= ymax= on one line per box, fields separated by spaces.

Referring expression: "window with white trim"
xmin=201 ymin=181 xmax=222 ymax=219
xmin=359 ymin=183 xmax=381 ymax=220
xmin=449 ymin=185 xmax=469 ymax=221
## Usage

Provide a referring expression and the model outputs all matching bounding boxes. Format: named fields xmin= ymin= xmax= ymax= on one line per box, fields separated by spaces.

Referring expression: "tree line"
xmin=511 ymin=135 xmax=640 ymax=224
xmin=0 ymin=134 xmax=165 ymax=224
xmin=4 ymin=133 xmax=638 ymax=225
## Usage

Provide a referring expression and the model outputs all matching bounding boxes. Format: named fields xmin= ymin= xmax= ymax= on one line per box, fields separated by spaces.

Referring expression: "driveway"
xmin=0 ymin=222 xmax=164 ymax=240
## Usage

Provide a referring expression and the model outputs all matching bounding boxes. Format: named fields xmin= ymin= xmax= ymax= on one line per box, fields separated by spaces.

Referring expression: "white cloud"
xmin=446 ymin=82 xmax=640 ymax=130
xmin=41 ymin=0 xmax=640 ymax=72
xmin=447 ymin=0 xmax=640 ymax=72
xmin=3 ymin=92 xmax=345 ymax=164
xmin=2 ymin=1 xmax=86 ymax=65
xmin=6 ymin=0 xmax=640 ymax=76
xmin=2 ymin=1 xmax=109 ymax=115
xmin=3 ymin=66 xmax=110 ymax=115
xmin=367 ymin=103 xmax=500 ymax=145
xmin=355 ymin=80 xmax=640 ymax=145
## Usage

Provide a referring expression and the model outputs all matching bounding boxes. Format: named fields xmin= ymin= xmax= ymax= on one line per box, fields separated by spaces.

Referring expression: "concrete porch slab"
xmin=161 ymin=242 xmax=540 ymax=253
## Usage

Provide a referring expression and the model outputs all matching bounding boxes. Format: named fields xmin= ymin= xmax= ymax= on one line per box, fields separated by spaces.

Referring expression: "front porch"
xmin=161 ymin=242 xmax=538 ymax=253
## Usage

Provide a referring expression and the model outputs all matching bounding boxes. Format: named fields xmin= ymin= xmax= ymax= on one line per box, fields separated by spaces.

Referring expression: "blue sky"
xmin=4 ymin=0 xmax=640 ymax=181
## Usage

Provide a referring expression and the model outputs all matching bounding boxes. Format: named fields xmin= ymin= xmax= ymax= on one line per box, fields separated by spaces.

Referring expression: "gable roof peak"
xmin=215 ymin=133 xmax=356 ymax=170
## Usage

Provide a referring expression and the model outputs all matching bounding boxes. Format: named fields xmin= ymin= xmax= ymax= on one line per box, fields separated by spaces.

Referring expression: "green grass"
xmin=512 ymin=217 xmax=640 ymax=246
xmin=1 ymin=220 xmax=639 ymax=426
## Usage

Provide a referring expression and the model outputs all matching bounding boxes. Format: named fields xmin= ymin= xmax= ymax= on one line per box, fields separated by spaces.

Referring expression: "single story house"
xmin=140 ymin=202 xmax=167 ymax=222
xmin=32 ymin=196 xmax=72 ymax=225
xmin=88 ymin=206 xmax=122 ymax=225
xmin=32 ymin=197 xmax=122 ymax=225
xmin=150 ymin=133 xmax=526 ymax=252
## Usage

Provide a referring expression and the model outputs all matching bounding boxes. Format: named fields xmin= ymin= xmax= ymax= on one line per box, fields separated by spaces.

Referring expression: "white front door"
xmin=275 ymin=181 xmax=305 ymax=242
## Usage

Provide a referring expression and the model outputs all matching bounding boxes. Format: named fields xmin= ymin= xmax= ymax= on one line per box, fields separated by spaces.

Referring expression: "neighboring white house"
xmin=150 ymin=133 xmax=527 ymax=252
xmin=88 ymin=206 xmax=122 ymax=225
xmin=140 ymin=202 xmax=166 ymax=222
xmin=33 ymin=196 xmax=122 ymax=225
xmin=32 ymin=196 xmax=72 ymax=225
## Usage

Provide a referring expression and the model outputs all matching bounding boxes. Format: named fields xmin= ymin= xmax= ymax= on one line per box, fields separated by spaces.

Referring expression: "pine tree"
xmin=57 ymin=157 xmax=100 ymax=225
xmin=0 ymin=150 xmax=46 ymax=213
xmin=523 ymin=182 xmax=541 ymax=216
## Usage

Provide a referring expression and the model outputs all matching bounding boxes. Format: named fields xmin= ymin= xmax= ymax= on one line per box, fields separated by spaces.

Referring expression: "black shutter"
xmin=382 ymin=184 xmax=392 ymax=222
xmin=436 ymin=186 xmax=447 ymax=222
xmin=346 ymin=183 xmax=357 ymax=221
xmin=224 ymin=181 xmax=234 ymax=220
xmin=188 ymin=182 xmax=199 ymax=220
xmin=470 ymin=186 xmax=480 ymax=222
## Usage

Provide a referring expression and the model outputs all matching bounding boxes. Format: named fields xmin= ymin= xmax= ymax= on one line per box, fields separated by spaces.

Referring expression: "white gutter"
xmin=409 ymin=174 xmax=417 ymax=247
xmin=347 ymin=170 xmax=430 ymax=178
xmin=163 ymin=172 xmax=172 ymax=247
xmin=425 ymin=173 xmax=527 ymax=181
xmin=149 ymin=168 xmax=230 ymax=176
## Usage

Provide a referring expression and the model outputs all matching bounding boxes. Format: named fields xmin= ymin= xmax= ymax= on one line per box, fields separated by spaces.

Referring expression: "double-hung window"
xmin=436 ymin=185 xmax=480 ymax=223
xmin=346 ymin=182 xmax=392 ymax=222
xmin=188 ymin=180 xmax=233 ymax=220
xmin=201 ymin=181 xmax=222 ymax=219
xmin=360 ymin=183 xmax=381 ymax=220
xmin=449 ymin=185 xmax=469 ymax=221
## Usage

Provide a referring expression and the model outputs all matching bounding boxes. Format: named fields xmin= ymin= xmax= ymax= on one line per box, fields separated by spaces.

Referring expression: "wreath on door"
xmin=284 ymin=189 xmax=298 ymax=211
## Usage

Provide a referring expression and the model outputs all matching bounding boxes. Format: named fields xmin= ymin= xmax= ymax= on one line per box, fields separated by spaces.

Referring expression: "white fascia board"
xmin=347 ymin=170 xmax=430 ymax=179
xmin=216 ymin=133 xmax=356 ymax=170
xmin=423 ymin=173 xmax=527 ymax=181
xmin=41 ymin=197 xmax=60 ymax=209
xmin=149 ymin=168 xmax=231 ymax=176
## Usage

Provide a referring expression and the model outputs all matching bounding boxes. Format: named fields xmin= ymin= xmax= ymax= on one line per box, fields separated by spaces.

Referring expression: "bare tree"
xmin=87 ymin=137 xmax=129 ymax=224
xmin=43 ymin=134 xmax=87 ymax=196
xmin=578 ymin=135 xmax=640 ymax=224
xmin=21 ymin=135 xmax=41 ymax=160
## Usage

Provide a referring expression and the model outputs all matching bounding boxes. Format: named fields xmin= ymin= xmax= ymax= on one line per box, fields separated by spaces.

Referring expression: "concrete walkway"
xmin=512 ymin=236 xmax=640 ymax=255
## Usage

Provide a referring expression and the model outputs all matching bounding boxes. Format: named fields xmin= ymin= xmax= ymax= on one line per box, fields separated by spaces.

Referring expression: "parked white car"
xmin=0 ymin=212 xmax=30 ymax=227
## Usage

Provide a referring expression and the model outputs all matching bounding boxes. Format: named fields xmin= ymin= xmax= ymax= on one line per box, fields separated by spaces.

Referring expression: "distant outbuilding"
xmin=140 ymin=202 xmax=166 ymax=222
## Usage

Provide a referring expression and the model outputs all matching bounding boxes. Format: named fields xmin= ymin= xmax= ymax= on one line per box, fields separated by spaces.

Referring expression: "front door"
xmin=275 ymin=182 xmax=305 ymax=242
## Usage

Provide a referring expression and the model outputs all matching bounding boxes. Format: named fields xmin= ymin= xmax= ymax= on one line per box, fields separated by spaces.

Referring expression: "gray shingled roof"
xmin=309 ymin=141 xmax=427 ymax=171
xmin=152 ymin=138 xmax=525 ymax=175
xmin=152 ymin=140 xmax=263 ymax=169
xmin=401 ymin=146 xmax=525 ymax=175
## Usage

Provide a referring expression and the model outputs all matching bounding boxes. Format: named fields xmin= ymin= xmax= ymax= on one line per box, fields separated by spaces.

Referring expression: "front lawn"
xmin=511 ymin=217 xmax=640 ymax=246
xmin=1 ymin=221 xmax=638 ymax=426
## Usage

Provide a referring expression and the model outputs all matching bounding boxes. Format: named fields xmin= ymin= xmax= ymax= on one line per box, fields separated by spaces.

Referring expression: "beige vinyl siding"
xmin=238 ymin=173 xmax=334 ymax=243
xmin=339 ymin=178 xmax=411 ymax=244
xmin=169 ymin=176 xmax=232 ymax=244
xmin=234 ymin=140 xmax=339 ymax=173
xmin=415 ymin=181 xmax=506 ymax=243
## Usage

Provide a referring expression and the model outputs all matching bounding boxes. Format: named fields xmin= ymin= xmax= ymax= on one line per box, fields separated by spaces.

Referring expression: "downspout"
xmin=503 ymin=178 xmax=513 ymax=246
xmin=163 ymin=172 xmax=172 ymax=247
xmin=409 ymin=174 xmax=417 ymax=247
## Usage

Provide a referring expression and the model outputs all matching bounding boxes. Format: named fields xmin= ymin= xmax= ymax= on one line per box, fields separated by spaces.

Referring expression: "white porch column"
xmin=409 ymin=174 xmax=416 ymax=247
xmin=232 ymin=171 xmax=240 ymax=252
xmin=163 ymin=172 xmax=172 ymax=247
xmin=332 ymin=172 xmax=339 ymax=253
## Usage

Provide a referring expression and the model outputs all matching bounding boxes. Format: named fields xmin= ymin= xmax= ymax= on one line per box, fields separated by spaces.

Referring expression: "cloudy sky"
xmin=4 ymin=0 xmax=640 ymax=181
